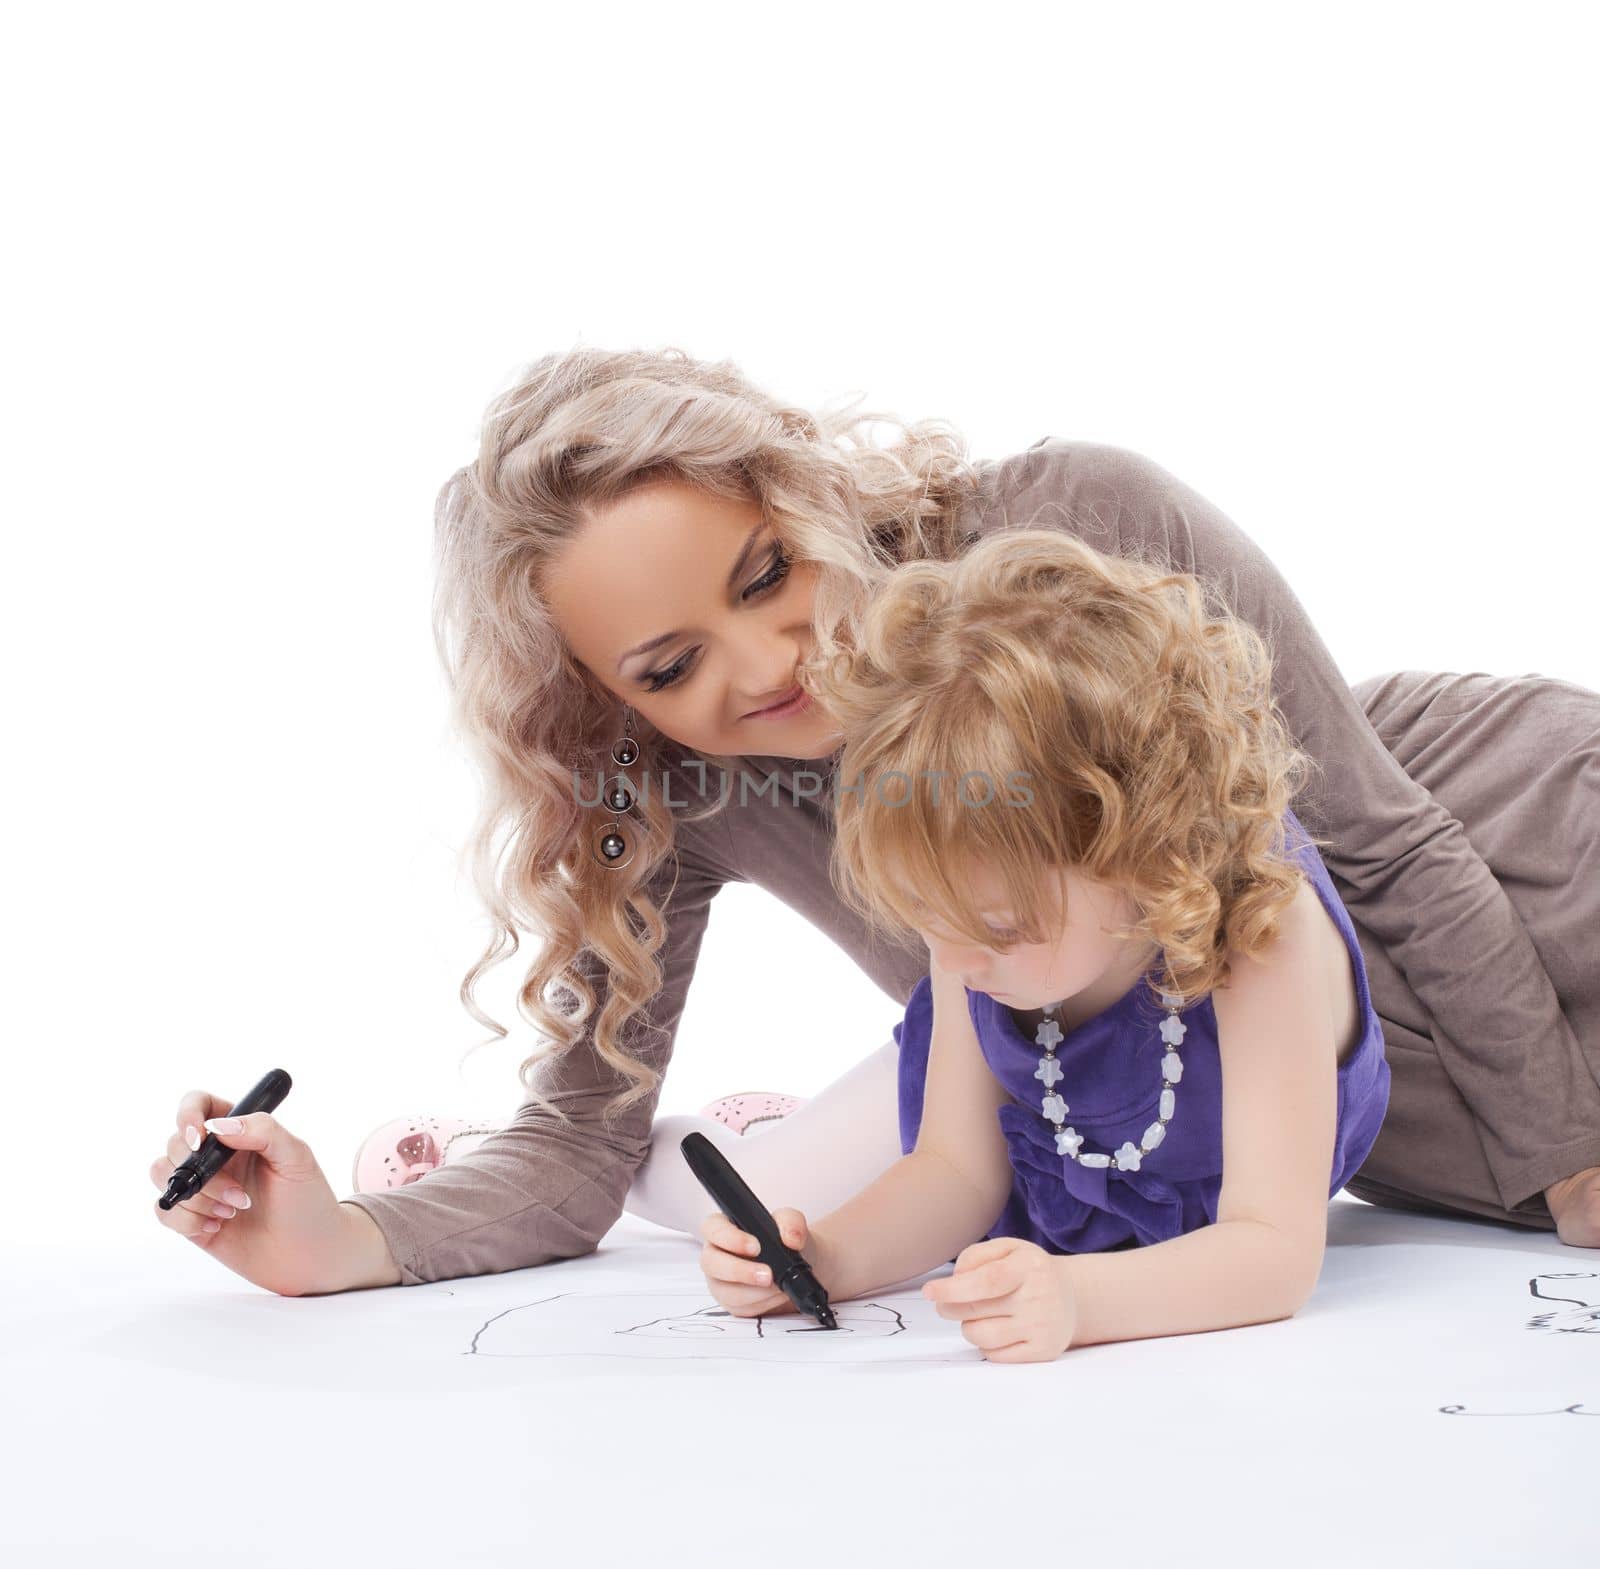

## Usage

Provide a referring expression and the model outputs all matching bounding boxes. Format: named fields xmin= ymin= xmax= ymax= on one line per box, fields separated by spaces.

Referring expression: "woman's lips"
xmin=746 ymin=683 xmax=812 ymax=719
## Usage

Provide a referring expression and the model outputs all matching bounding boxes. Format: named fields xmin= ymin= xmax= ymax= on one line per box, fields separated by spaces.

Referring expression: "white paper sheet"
xmin=2 ymin=1197 xmax=1594 ymax=1568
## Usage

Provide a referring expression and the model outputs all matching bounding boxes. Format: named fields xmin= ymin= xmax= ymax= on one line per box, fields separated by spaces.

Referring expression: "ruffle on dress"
xmin=991 ymin=1102 xmax=1213 ymax=1253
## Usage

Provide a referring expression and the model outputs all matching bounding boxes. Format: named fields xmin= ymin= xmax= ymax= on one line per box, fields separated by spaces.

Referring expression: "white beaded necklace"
xmin=1031 ymin=988 xmax=1188 ymax=1172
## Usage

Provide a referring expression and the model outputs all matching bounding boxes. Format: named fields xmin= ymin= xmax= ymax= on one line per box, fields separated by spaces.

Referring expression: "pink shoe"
xmin=350 ymin=1114 xmax=501 ymax=1193
xmin=698 ymin=1091 xmax=808 ymax=1135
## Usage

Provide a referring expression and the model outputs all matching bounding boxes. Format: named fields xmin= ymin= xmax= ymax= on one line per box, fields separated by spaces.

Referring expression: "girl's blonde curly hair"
xmin=798 ymin=528 xmax=1327 ymax=1010
xmin=433 ymin=344 xmax=985 ymax=1129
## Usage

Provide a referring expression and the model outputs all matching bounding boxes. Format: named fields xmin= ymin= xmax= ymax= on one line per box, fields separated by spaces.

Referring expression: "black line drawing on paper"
xmin=1524 ymin=1271 xmax=1600 ymax=1334
xmin=1434 ymin=1271 xmax=1600 ymax=1412
xmin=618 ymin=1300 xmax=908 ymax=1338
xmin=461 ymin=1291 xmax=976 ymax=1362
xmin=1439 ymin=1404 xmax=1596 ymax=1418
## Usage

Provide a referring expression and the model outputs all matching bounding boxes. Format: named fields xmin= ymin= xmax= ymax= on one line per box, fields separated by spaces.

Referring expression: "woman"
xmin=149 ymin=346 xmax=1600 ymax=1295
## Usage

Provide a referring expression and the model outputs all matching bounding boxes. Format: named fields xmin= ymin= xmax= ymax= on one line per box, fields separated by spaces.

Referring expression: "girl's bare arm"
xmin=1061 ymin=881 xmax=1339 ymax=1345
xmin=812 ymin=958 xmax=1014 ymax=1302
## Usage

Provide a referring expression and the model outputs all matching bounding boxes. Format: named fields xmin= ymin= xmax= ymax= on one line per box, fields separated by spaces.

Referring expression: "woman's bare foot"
xmin=1543 ymin=1165 xmax=1600 ymax=1247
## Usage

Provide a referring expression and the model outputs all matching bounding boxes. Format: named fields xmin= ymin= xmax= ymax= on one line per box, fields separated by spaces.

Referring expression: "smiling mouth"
xmin=746 ymin=682 xmax=804 ymax=718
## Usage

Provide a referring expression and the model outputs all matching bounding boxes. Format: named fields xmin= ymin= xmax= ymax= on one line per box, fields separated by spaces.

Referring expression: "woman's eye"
xmin=643 ymin=653 xmax=694 ymax=694
xmin=641 ymin=548 xmax=793 ymax=693
xmin=985 ymin=926 xmax=1020 ymax=944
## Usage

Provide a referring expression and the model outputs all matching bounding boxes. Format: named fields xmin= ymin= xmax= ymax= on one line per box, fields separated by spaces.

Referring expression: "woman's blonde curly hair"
xmin=433 ymin=344 xmax=985 ymax=1129
xmin=800 ymin=528 xmax=1327 ymax=1011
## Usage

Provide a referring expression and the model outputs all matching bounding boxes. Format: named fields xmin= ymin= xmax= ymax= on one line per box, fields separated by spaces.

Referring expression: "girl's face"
xmin=912 ymin=861 xmax=1159 ymax=1015
xmin=544 ymin=477 xmax=847 ymax=761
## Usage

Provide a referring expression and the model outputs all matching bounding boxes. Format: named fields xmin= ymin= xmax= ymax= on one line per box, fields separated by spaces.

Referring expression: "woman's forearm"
xmin=1061 ymin=1217 xmax=1320 ymax=1347
xmin=812 ymin=1149 xmax=1007 ymax=1303
xmin=325 ymin=1200 xmax=404 ymax=1291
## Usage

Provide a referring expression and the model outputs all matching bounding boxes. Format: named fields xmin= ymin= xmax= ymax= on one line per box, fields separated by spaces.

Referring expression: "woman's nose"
xmin=744 ymin=652 xmax=801 ymax=704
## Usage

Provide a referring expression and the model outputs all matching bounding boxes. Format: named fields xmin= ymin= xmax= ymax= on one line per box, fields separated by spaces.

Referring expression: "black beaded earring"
xmin=591 ymin=703 xmax=641 ymax=870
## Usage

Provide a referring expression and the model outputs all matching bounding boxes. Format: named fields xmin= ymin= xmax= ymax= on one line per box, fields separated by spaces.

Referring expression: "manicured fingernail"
xmin=204 ymin=1117 xmax=243 ymax=1134
xmin=202 ymin=1220 xmax=221 ymax=1233
xmin=225 ymin=1189 xmax=251 ymax=1209
xmin=184 ymin=1125 xmax=201 ymax=1151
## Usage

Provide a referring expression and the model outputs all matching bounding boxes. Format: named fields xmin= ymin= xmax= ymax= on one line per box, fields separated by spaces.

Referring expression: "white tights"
xmin=622 ymin=1036 xmax=904 ymax=1237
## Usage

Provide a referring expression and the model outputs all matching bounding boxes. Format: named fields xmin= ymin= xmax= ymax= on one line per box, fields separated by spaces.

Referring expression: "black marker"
xmin=680 ymin=1131 xmax=838 ymax=1329
xmin=158 ymin=1069 xmax=293 ymax=1210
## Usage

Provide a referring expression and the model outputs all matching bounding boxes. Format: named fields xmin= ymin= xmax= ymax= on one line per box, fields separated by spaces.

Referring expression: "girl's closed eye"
xmin=643 ymin=547 xmax=793 ymax=693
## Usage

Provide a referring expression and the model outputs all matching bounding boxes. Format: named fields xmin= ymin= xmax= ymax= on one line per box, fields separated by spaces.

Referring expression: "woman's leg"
xmin=1345 ymin=669 xmax=1600 ymax=1241
xmin=622 ymin=1036 xmax=902 ymax=1236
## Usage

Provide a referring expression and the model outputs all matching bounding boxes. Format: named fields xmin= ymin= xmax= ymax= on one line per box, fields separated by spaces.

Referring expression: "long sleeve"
xmin=340 ymin=803 xmax=738 ymax=1284
xmin=987 ymin=437 xmax=1600 ymax=1214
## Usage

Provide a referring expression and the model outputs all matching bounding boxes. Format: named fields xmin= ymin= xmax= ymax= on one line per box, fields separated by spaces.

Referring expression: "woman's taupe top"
xmin=341 ymin=438 xmax=1600 ymax=1282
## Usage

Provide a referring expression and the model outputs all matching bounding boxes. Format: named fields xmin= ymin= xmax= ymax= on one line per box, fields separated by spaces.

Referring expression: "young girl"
xmin=696 ymin=528 xmax=1389 ymax=1361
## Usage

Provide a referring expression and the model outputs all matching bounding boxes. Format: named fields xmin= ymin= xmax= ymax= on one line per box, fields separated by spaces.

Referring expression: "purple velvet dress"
xmin=894 ymin=807 xmax=1392 ymax=1253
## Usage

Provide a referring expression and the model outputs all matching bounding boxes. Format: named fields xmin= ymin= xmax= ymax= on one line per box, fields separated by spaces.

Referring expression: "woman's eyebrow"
xmin=615 ymin=523 xmax=770 ymax=672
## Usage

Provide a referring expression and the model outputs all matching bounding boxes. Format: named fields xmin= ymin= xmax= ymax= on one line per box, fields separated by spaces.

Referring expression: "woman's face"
xmin=544 ymin=477 xmax=847 ymax=760
xmin=912 ymin=861 xmax=1158 ymax=1015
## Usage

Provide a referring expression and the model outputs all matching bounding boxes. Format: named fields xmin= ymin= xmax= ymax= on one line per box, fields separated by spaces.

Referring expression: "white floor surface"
xmin=3 ymin=1194 xmax=1594 ymax=1567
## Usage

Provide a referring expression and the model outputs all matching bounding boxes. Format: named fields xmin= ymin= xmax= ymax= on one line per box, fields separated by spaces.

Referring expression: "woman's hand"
xmin=698 ymin=1206 xmax=821 ymax=1318
xmin=149 ymin=1090 xmax=374 ymax=1296
xmin=922 ymin=1236 xmax=1079 ymax=1361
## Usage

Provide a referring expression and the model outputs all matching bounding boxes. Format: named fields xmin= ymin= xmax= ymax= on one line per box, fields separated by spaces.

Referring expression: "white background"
xmin=3 ymin=0 xmax=1597 ymax=1249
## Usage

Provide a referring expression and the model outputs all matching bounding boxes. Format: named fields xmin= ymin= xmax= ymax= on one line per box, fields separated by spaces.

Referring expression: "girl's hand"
xmin=149 ymin=1090 xmax=358 ymax=1296
xmin=922 ymin=1236 xmax=1078 ymax=1361
xmin=698 ymin=1207 xmax=817 ymax=1318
